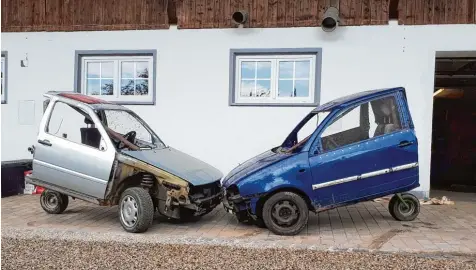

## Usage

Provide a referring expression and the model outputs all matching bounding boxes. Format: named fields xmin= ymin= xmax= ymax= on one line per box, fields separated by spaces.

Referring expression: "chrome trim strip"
xmin=34 ymin=160 xmax=107 ymax=184
xmin=312 ymin=162 xmax=418 ymax=190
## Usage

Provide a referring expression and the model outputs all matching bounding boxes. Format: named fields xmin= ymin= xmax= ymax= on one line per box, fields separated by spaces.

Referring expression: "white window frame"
xmin=233 ymin=54 xmax=317 ymax=106
xmin=1 ymin=53 xmax=7 ymax=104
xmin=80 ymin=55 xmax=154 ymax=104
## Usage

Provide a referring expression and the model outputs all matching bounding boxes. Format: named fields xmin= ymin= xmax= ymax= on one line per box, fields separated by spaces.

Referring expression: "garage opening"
xmin=431 ymin=54 xmax=476 ymax=194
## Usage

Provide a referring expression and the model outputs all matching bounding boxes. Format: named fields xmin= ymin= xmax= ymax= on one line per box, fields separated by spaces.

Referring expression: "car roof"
xmin=312 ymin=87 xmax=405 ymax=112
xmin=44 ymin=91 xmax=130 ymax=111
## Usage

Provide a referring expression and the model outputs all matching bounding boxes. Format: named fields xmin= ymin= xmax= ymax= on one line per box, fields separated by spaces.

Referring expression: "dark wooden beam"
xmin=389 ymin=0 xmax=399 ymax=19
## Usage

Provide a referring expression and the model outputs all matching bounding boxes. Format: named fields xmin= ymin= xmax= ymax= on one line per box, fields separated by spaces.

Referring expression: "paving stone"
xmin=2 ymin=193 xmax=476 ymax=254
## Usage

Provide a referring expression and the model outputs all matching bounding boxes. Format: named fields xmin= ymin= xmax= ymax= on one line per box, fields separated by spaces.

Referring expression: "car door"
xmin=32 ymin=98 xmax=116 ymax=199
xmin=308 ymin=93 xmax=419 ymax=207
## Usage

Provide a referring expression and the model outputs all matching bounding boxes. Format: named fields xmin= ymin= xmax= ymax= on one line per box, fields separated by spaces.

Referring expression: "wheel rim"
xmin=42 ymin=193 xmax=59 ymax=209
xmin=120 ymin=195 xmax=138 ymax=228
xmin=271 ymin=200 xmax=300 ymax=228
xmin=398 ymin=199 xmax=416 ymax=217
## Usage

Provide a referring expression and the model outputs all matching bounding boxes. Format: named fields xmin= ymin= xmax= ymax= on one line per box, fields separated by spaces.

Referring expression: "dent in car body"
xmin=222 ymin=87 xmax=419 ymax=222
xmin=109 ymin=153 xmax=223 ymax=219
xmin=223 ymin=150 xmax=314 ymax=215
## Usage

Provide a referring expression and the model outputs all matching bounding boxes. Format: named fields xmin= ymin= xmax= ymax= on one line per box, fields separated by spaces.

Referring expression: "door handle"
xmin=398 ymin=140 xmax=414 ymax=148
xmin=38 ymin=139 xmax=52 ymax=146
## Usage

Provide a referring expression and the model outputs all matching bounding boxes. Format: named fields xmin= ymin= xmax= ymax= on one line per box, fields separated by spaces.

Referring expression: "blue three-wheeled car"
xmin=222 ymin=87 xmax=421 ymax=235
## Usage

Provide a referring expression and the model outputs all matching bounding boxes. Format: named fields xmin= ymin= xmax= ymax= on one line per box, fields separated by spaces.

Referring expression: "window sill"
xmin=229 ymin=102 xmax=319 ymax=107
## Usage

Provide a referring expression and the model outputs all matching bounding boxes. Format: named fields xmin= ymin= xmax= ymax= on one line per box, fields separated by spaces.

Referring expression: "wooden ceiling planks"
xmin=2 ymin=0 xmax=169 ymax=32
xmin=176 ymin=0 xmax=392 ymax=29
xmin=399 ymin=0 xmax=476 ymax=25
xmin=2 ymin=0 xmax=475 ymax=32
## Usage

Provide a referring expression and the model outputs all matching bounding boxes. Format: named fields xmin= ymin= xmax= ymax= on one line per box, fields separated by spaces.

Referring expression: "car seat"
xmin=80 ymin=117 xmax=102 ymax=148
xmin=373 ymin=102 xmax=399 ymax=137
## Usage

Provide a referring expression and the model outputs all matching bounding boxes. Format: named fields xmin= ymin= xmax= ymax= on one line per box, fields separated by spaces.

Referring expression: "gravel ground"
xmin=2 ymin=237 xmax=476 ymax=270
xmin=3 ymin=228 xmax=476 ymax=270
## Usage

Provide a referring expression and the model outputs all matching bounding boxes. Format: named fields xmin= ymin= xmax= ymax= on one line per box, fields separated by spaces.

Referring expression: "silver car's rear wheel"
xmin=118 ymin=187 xmax=154 ymax=233
xmin=40 ymin=189 xmax=68 ymax=214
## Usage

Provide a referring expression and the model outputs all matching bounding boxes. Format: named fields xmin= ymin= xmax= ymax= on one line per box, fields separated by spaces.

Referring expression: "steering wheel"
xmin=117 ymin=131 xmax=136 ymax=150
xmin=123 ymin=131 xmax=136 ymax=144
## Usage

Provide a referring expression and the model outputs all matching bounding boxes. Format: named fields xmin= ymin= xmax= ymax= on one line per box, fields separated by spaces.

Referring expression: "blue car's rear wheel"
xmin=262 ymin=191 xmax=309 ymax=236
xmin=389 ymin=193 xmax=420 ymax=221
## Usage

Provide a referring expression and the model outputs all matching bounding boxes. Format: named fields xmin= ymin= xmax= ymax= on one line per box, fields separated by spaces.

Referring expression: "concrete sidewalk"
xmin=2 ymin=190 xmax=476 ymax=254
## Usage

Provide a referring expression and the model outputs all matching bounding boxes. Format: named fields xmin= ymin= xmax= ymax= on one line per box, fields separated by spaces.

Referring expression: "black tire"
xmin=389 ymin=193 xmax=420 ymax=221
xmin=118 ymin=187 xmax=154 ymax=233
xmin=40 ymin=189 xmax=69 ymax=214
xmin=262 ymin=191 xmax=309 ymax=236
xmin=387 ymin=195 xmax=399 ymax=220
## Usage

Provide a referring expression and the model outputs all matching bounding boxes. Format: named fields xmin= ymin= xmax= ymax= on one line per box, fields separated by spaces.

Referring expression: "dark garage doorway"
xmin=431 ymin=54 xmax=476 ymax=193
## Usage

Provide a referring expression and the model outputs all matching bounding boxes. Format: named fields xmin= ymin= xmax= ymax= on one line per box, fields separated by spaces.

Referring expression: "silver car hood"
xmin=122 ymin=147 xmax=223 ymax=186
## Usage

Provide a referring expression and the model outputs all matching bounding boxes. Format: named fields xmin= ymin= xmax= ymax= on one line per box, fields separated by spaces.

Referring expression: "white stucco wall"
xmin=2 ymin=22 xmax=476 ymax=196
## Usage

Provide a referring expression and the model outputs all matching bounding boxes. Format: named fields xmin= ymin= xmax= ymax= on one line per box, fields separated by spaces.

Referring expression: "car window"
xmin=297 ymin=111 xmax=329 ymax=142
xmin=320 ymin=95 xmax=403 ymax=152
xmin=104 ymin=110 xmax=153 ymax=144
xmin=46 ymin=101 xmax=105 ymax=150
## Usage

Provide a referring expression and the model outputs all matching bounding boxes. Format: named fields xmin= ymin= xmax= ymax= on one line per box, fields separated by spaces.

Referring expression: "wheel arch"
xmin=111 ymin=172 xmax=155 ymax=205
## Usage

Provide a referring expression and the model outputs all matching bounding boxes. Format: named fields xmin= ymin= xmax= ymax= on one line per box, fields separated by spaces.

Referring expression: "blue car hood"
xmin=122 ymin=147 xmax=223 ymax=186
xmin=222 ymin=148 xmax=291 ymax=187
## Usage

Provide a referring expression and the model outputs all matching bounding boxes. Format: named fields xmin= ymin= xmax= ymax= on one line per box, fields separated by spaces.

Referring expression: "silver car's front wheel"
xmin=118 ymin=187 xmax=154 ymax=233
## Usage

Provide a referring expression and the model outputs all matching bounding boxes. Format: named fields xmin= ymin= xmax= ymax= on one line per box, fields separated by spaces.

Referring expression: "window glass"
xmin=104 ymin=110 xmax=153 ymax=144
xmin=277 ymin=60 xmax=311 ymax=98
xmin=298 ymin=111 xmax=329 ymax=143
xmin=239 ymin=61 xmax=272 ymax=97
xmin=46 ymin=102 xmax=104 ymax=149
xmin=81 ymin=55 xmax=153 ymax=103
xmin=234 ymin=53 xmax=318 ymax=105
xmin=320 ymin=96 xmax=402 ymax=152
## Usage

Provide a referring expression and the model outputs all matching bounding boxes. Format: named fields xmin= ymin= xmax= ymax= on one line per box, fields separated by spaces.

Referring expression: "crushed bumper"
xmin=159 ymin=180 xmax=224 ymax=219
xmin=222 ymin=187 xmax=264 ymax=222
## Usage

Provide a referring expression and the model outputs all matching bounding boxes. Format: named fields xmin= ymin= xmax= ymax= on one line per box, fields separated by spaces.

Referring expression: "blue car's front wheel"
xmin=262 ymin=191 xmax=309 ymax=236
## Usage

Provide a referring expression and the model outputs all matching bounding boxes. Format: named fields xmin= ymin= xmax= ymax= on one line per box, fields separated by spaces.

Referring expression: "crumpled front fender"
xmin=232 ymin=152 xmax=312 ymax=215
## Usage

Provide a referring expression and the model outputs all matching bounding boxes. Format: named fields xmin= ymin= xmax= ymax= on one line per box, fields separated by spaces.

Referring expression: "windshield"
xmin=279 ymin=110 xmax=330 ymax=153
xmin=102 ymin=109 xmax=165 ymax=150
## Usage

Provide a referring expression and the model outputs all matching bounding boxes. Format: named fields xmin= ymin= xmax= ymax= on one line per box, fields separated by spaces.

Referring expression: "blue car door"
xmin=308 ymin=92 xmax=419 ymax=208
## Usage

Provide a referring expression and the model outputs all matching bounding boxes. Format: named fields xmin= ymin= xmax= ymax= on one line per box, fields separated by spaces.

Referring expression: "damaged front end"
xmin=106 ymin=153 xmax=223 ymax=220
xmin=222 ymin=185 xmax=263 ymax=223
